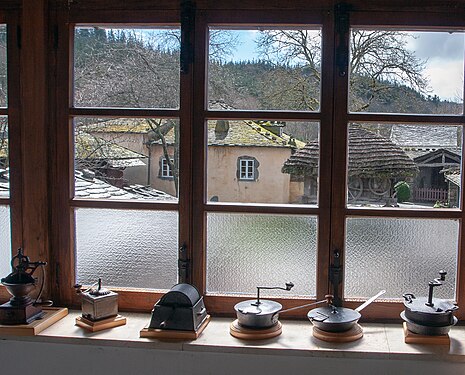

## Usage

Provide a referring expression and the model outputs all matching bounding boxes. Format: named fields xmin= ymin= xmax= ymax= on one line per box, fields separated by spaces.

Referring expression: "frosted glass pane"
xmin=76 ymin=208 xmax=178 ymax=289
xmin=207 ymin=213 xmax=317 ymax=297
xmin=345 ymin=218 xmax=458 ymax=299
xmin=0 ymin=205 xmax=11 ymax=277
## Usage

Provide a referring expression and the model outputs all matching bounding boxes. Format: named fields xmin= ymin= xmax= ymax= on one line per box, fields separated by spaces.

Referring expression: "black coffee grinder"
xmin=0 ymin=248 xmax=49 ymax=325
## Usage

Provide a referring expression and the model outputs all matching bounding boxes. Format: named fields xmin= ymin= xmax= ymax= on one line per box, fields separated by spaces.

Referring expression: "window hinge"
xmin=180 ymin=0 xmax=195 ymax=74
xmin=16 ymin=25 xmax=21 ymax=49
xmin=335 ymin=2 xmax=352 ymax=77
xmin=178 ymin=243 xmax=190 ymax=283
xmin=329 ymin=249 xmax=342 ymax=306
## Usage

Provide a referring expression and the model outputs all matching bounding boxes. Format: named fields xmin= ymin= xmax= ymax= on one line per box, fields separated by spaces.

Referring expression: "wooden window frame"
xmin=40 ymin=1 xmax=465 ymax=321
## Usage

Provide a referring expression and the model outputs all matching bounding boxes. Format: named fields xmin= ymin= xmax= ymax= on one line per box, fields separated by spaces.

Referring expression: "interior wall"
xmin=1 ymin=340 xmax=464 ymax=375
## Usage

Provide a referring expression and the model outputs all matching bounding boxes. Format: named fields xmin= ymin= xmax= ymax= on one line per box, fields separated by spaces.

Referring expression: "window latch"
xmin=329 ymin=249 xmax=342 ymax=306
xmin=178 ymin=244 xmax=190 ymax=283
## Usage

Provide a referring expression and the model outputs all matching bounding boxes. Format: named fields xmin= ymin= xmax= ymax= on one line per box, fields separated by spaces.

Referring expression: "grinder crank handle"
xmin=355 ymin=290 xmax=386 ymax=312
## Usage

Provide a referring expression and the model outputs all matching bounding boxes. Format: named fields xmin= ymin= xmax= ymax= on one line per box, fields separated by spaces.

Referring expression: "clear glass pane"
xmin=345 ymin=218 xmax=458 ymax=299
xmin=74 ymin=117 xmax=179 ymax=201
xmin=0 ymin=25 xmax=6 ymax=107
xmin=207 ymin=120 xmax=319 ymax=204
xmin=349 ymin=29 xmax=464 ymax=114
xmin=75 ymin=208 xmax=178 ymax=289
xmin=208 ymin=27 xmax=321 ymax=111
xmin=0 ymin=117 xmax=8 ymax=198
xmin=346 ymin=123 xmax=462 ymax=209
xmin=206 ymin=213 xmax=317 ymax=297
xmin=0 ymin=205 xmax=11 ymax=278
xmin=74 ymin=26 xmax=180 ymax=108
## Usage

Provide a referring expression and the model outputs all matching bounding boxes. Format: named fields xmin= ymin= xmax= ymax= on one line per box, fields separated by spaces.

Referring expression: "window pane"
xmin=206 ymin=213 xmax=317 ymax=297
xmin=74 ymin=26 xmax=180 ymax=109
xmin=345 ymin=218 xmax=458 ymax=299
xmin=0 ymin=117 xmax=7 ymax=198
xmin=207 ymin=120 xmax=319 ymax=204
xmin=0 ymin=205 xmax=11 ymax=278
xmin=208 ymin=27 xmax=321 ymax=111
xmin=0 ymin=25 xmax=6 ymax=107
xmin=75 ymin=208 xmax=178 ymax=289
xmin=74 ymin=117 xmax=179 ymax=201
xmin=346 ymin=123 xmax=462 ymax=209
xmin=349 ymin=29 xmax=464 ymax=114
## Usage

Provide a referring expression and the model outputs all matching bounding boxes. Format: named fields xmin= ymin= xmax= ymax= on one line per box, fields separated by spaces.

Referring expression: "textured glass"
xmin=345 ymin=218 xmax=458 ymax=299
xmin=207 ymin=213 xmax=317 ymax=297
xmin=207 ymin=120 xmax=319 ymax=205
xmin=349 ymin=30 xmax=464 ymax=114
xmin=346 ymin=123 xmax=462 ymax=209
xmin=74 ymin=117 xmax=179 ymax=200
xmin=75 ymin=208 xmax=178 ymax=289
xmin=0 ymin=205 xmax=11 ymax=278
xmin=0 ymin=25 xmax=6 ymax=107
xmin=208 ymin=27 xmax=321 ymax=111
xmin=74 ymin=26 xmax=180 ymax=108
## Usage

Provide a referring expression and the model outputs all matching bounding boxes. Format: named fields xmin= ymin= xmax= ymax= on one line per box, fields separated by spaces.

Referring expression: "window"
xmin=44 ymin=3 xmax=465 ymax=320
xmin=0 ymin=21 xmax=12 ymax=278
xmin=238 ymin=157 xmax=257 ymax=181
xmin=160 ymin=157 xmax=174 ymax=178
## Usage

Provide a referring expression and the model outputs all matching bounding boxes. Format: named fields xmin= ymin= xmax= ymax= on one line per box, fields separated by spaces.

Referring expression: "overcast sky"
xmin=408 ymin=31 xmax=464 ymax=101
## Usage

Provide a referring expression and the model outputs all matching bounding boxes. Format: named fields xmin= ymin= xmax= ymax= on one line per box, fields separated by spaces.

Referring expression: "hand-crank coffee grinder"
xmin=0 ymin=248 xmax=49 ymax=325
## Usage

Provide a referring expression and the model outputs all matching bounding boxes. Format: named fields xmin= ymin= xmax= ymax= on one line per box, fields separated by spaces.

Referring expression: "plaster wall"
xmin=207 ymin=145 xmax=292 ymax=204
xmin=1 ymin=340 xmax=464 ymax=375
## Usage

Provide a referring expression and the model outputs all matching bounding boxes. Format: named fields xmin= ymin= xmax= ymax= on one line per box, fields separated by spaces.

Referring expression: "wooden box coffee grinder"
xmin=74 ymin=278 xmax=126 ymax=332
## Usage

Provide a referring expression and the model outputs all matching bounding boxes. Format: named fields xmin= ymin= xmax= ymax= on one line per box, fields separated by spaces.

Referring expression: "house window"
xmin=161 ymin=157 xmax=174 ymax=178
xmin=47 ymin=4 xmax=465 ymax=320
xmin=238 ymin=157 xmax=256 ymax=181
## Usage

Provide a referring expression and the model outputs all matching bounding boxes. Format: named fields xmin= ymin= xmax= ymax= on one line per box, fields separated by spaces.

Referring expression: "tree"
xmin=255 ymin=29 xmax=429 ymax=112
xmin=74 ymin=28 xmax=181 ymax=195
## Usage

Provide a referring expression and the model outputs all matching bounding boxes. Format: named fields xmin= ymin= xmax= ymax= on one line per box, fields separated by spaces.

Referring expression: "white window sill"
xmin=1 ymin=310 xmax=465 ymax=363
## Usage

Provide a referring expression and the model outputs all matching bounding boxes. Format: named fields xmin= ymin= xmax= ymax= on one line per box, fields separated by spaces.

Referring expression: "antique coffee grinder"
xmin=0 ymin=248 xmax=49 ymax=325
xmin=74 ymin=278 xmax=126 ymax=332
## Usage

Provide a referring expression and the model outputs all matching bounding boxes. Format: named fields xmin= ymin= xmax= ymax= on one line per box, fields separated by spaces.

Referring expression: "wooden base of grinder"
xmin=312 ymin=324 xmax=363 ymax=342
xmin=403 ymin=322 xmax=450 ymax=345
xmin=76 ymin=314 xmax=127 ymax=332
xmin=140 ymin=315 xmax=211 ymax=340
xmin=229 ymin=319 xmax=282 ymax=340
xmin=0 ymin=307 xmax=68 ymax=336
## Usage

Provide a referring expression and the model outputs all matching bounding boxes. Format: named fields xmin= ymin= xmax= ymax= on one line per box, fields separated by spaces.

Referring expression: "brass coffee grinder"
xmin=0 ymin=248 xmax=49 ymax=325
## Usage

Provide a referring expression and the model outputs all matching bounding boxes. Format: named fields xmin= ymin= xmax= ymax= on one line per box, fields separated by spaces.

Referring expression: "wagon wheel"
xmin=368 ymin=177 xmax=390 ymax=196
xmin=348 ymin=176 xmax=363 ymax=201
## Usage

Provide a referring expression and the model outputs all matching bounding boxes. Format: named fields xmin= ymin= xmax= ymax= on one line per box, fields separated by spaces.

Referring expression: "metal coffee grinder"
xmin=0 ymin=248 xmax=49 ymax=325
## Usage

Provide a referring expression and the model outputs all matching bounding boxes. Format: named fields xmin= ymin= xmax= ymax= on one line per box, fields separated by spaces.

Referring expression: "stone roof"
xmin=282 ymin=124 xmax=418 ymax=178
xmin=0 ymin=168 xmax=8 ymax=198
xmin=444 ymin=168 xmax=461 ymax=187
xmin=391 ymin=125 xmax=459 ymax=149
xmin=75 ymin=132 xmax=147 ymax=166
xmin=83 ymin=118 xmax=305 ymax=149
xmin=75 ymin=170 xmax=175 ymax=201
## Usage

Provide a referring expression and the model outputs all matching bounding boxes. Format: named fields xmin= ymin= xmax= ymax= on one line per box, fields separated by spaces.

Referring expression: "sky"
xmin=219 ymin=29 xmax=465 ymax=102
